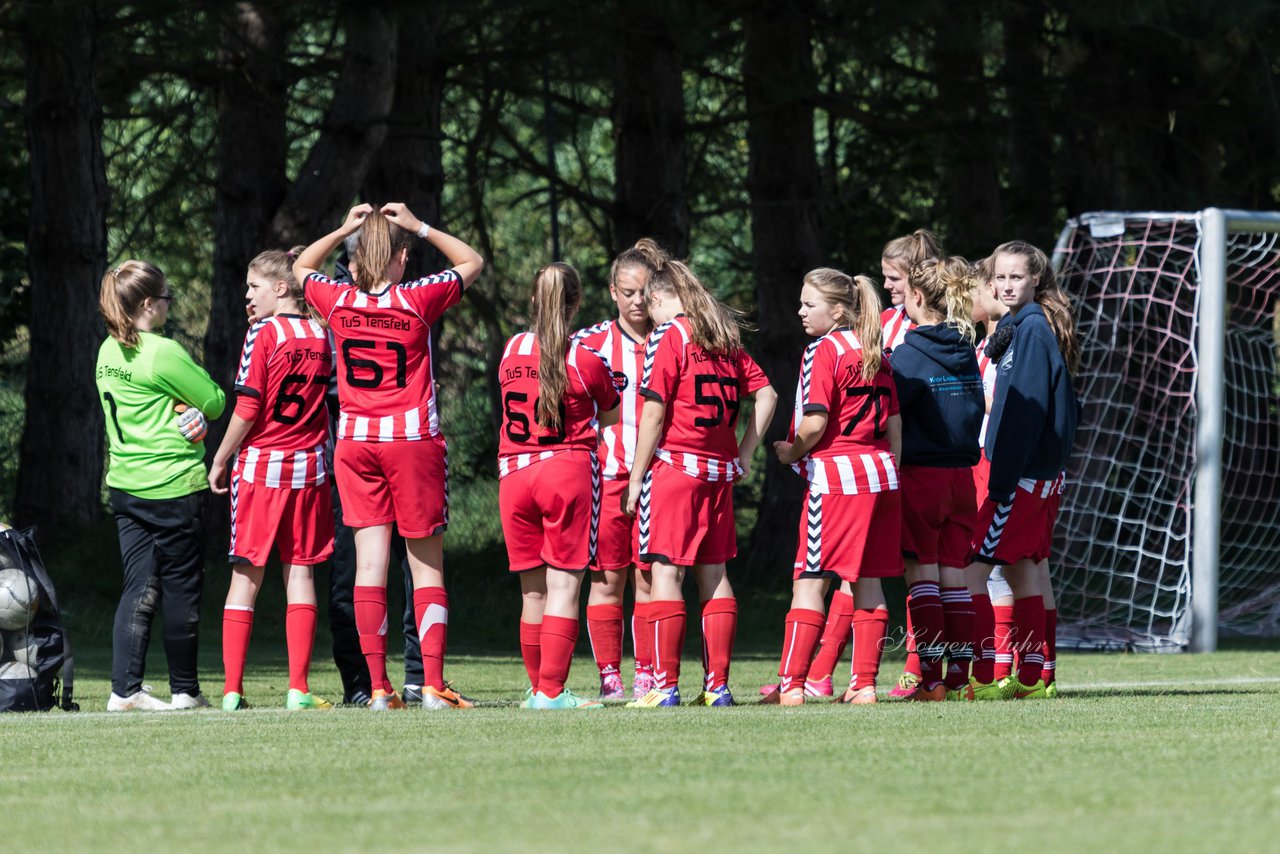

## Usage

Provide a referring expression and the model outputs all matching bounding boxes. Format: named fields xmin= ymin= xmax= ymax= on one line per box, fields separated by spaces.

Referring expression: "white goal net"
xmin=1053 ymin=210 xmax=1280 ymax=651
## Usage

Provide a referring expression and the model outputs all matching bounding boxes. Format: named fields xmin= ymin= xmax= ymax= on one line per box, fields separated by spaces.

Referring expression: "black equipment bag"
xmin=0 ymin=526 xmax=76 ymax=712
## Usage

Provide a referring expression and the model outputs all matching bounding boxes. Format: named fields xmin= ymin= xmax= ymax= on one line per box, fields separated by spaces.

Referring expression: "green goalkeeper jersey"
xmin=95 ymin=332 xmax=227 ymax=499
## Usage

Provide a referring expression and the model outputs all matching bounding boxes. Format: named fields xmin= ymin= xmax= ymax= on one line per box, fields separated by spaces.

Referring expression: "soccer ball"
xmin=0 ymin=661 xmax=34 ymax=680
xmin=0 ymin=568 xmax=38 ymax=631
xmin=7 ymin=631 xmax=37 ymax=667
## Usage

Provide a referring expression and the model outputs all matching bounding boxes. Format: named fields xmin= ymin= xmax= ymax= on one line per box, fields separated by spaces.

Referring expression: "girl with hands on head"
xmin=294 ymin=202 xmax=484 ymax=711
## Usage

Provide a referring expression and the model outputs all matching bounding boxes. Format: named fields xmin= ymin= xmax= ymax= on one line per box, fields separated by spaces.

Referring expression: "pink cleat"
xmin=599 ymin=672 xmax=625 ymax=701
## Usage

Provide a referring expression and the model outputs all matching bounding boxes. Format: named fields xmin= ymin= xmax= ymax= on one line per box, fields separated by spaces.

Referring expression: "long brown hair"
xmin=352 ymin=212 xmax=414 ymax=293
xmin=882 ymin=229 xmax=944 ymax=274
xmin=993 ymin=240 xmax=1080 ymax=372
xmin=99 ymin=260 xmax=167 ymax=348
xmin=249 ymin=246 xmax=317 ymax=322
xmin=645 ymin=258 xmax=743 ymax=353
xmin=907 ymin=256 xmax=978 ymax=342
xmin=532 ymin=262 xmax=583 ymax=430
xmin=610 ymin=237 xmax=669 ymax=286
xmin=803 ymin=267 xmax=883 ymax=382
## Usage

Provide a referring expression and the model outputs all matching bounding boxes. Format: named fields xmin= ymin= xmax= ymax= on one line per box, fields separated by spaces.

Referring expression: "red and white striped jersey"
xmin=640 ymin=315 xmax=770 ymax=482
xmin=574 ymin=319 xmax=646 ymax=480
xmin=881 ymin=305 xmax=916 ymax=353
xmin=976 ymin=335 xmax=997 ymax=449
xmin=232 ymin=314 xmax=332 ymax=488
xmin=789 ymin=328 xmax=900 ymax=495
xmin=303 ymin=270 xmax=462 ymax=442
xmin=497 ymin=332 xmax=620 ymax=478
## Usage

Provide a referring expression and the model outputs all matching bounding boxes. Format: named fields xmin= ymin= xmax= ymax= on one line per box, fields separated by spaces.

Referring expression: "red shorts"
xmin=334 ymin=437 xmax=448 ymax=537
xmin=900 ymin=465 xmax=978 ymax=567
xmin=793 ymin=489 xmax=902 ymax=583
xmin=229 ymin=478 xmax=334 ymax=566
xmin=595 ymin=478 xmax=649 ymax=572
xmin=638 ymin=460 xmax=735 ymax=567
xmin=972 ymin=475 xmax=1063 ymax=566
xmin=971 ymin=453 xmax=990 ymax=504
xmin=499 ymin=452 xmax=599 ymax=572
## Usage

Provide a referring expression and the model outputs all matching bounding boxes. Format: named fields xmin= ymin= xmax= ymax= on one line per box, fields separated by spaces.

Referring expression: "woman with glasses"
xmin=95 ymin=260 xmax=226 ymax=711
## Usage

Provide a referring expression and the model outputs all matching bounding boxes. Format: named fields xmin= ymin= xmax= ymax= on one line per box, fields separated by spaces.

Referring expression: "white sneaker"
xmin=107 ymin=686 xmax=173 ymax=712
xmin=169 ymin=692 xmax=212 ymax=709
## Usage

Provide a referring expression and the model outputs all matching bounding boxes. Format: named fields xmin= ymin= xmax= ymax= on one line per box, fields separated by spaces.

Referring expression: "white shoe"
xmin=107 ymin=686 xmax=173 ymax=712
xmin=169 ymin=692 xmax=212 ymax=709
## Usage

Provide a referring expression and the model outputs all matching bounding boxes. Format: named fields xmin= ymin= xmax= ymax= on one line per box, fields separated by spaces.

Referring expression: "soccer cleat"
xmin=760 ymin=686 xmax=805 ymax=706
xmin=894 ymin=682 xmax=945 ymax=702
xmin=759 ymin=676 xmax=833 ymax=698
xmin=521 ymin=687 xmax=535 ymax=709
xmin=1000 ymin=677 xmax=1048 ymax=700
xmin=421 ymin=683 xmax=475 ymax=710
xmin=342 ymin=689 xmax=373 ymax=707
xmin=530 ymin=689 xmax=605 ymax=710
xmin=221 ymin=692 xmax=250 ymax=712
xmin=402 ymin=684 xmax=424 ymax=705
xmin=632 ymin=670 xmax=655 ymax=700
xmin=946 ymin=683 xmax=975 ymax=701
xmin=969 ymin=677 xmax=1003 ymax=701
xmin=626 ymin=686 xmax=681 ymax=708
xmin=599 ymin=672 xmax=625 ymax=701
xmin=368 ymin=689 xmax=406 ymax=711
xmin=695 ymin=686 xmax=735 ymax=707
xmin=285 ymin=689 xmax=333 ymax=710
xmin=887 ymin=671 xmax=921 ymax=700
xmin=107 ymin=686 xmax=172 ymax=712
xmin=170 ymin=692 xmax=212 ymax=710
xmin=1045 ymin=681 xmax=1059 ymax=699
xmin=839 ymin=686 xmax=878 ymax=705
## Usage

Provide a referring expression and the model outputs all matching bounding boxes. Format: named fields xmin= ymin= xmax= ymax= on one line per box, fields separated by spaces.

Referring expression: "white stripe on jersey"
xmin=235 ymin=442 xmax=328 ymax=488
xmin=654 ymin=448 xmax=743 ymax=483
xmin=797 ymin=452 xmax=898 ymax=495
xmin=881 ymin=306 xmax=914 ymax=352
xmin=497 ymin=449 xmax=562 ymax=479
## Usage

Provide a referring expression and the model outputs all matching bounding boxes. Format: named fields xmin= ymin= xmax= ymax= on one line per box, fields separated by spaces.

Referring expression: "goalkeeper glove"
xmin=175 ymin=404 xmax=208 ymax=443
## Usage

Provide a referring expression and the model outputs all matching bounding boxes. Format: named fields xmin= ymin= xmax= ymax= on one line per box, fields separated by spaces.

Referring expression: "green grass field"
xmin=7 ymin=643 xmax=1280 ymax=852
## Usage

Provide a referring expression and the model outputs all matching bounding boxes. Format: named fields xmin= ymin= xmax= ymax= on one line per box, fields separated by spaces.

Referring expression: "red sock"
xmin=852 ymin=607 xmax=889 ymax=691
xmin=971 ymin=593 xmax=996 ymax=684
xmin=1012 ymin=596 xmax=1045 ymax=686
xmin=777 ymin=608 xmax=825 ymax=692
xmin=993 ymin=603 xmax=1015 ymax=680
xmin=700 ymin=598 xmax=737 ymax=691
xmin=354 ymin=586 xmax=392 ymax=693
xmin=649 ymin=599 xmax=686 ymax=690
xmin=632 ymin=602 xmax=653 ymax=674
xmin=904 ymin=596 xmax=921 ymax=677
xmin=413 ymin=587 xmax=448 ymax=689
xmin=1042 ymin=607 xmax=1058 ymax=685
xmin=221 ymin=606 xmax=254 ymax=695
xmin=519 ymin=620 xmax=542 ymax=688
xmin=537 ymin=615 xmax=578 ymax=698
xmin=586 ymin=603 xmax=624 ymax=677
xmin=285 ymin=603 xmax=317 ymax=693
xmin=907 ymin=581 xmax=945 ymax=688
xmin=808 ymin=590 xmax=854 ymax=681
xmin=941 ymin=586 xmax=974 ymax=690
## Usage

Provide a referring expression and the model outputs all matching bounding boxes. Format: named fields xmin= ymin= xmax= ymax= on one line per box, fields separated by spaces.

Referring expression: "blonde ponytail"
xmin=610 ymin=237 xmax=670 ymax=286
xmin=882 ymin=228 xmax=944 ymax=273
xmin=99 ymin=260 xmax=167 ymax=348
xmin=646 ymin=259 xmax=743 ymax=353
xmin=249 ymin=245 xmax=320 ymax=323
xmin=532 ymin=262 xmax=583 ymax=430
xmin=907 ymin=256 xmax=977 ymax=343
xmin=353 ymin=212 xmax=414 ymax=293
xmin=801 ymin=267 xmax=882 ymax=382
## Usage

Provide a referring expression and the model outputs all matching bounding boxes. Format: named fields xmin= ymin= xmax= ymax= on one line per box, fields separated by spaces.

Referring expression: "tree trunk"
xmin=742 ymin=0 xmax=823 ymax=580
xmin=931 ymin=1 xmax=1002 ymax=255
xmin=206 ymin=1 xmax=288 ymax=392
xmin=361 ymin=4 xmax=446 ymax=281
xmin=17 ymin=0 xmax=109 ymax=526
xmin=1001 ymin=0 xmax=1055 ymax=239
xmin=613 ymin=0 xmax=689 ymax=257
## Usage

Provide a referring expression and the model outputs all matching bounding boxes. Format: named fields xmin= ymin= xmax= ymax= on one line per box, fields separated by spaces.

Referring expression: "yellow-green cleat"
xmin=626 ymin=686 xmax=681 ymax=708
xmin=285 ymin=689 xmax=333 ymax=710
xmin=1045 ymin=681 xmax=1059 ymax=698
xmin=969 ymin=677 xmax=1003 ymax=701
xmin=999 ymin=676 xmax=1048 ymax=700
xmin=221 ymin=692 xmax=250 ymax=712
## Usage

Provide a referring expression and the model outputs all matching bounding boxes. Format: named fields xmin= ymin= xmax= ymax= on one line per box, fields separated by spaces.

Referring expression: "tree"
xmin=17 ymin=0 xmax=110 ymax=526
xmin=742 ymin=0 xmax=824 ymax=574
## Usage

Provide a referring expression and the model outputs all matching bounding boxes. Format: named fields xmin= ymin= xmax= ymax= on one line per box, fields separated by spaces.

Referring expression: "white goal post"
xmin=1051 ymin=208 xmax=1280 ymax=653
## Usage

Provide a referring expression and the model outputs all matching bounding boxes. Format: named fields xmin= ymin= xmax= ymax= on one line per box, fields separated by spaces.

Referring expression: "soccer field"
xmin=7 ymin=647 xmax=1279 ymax=852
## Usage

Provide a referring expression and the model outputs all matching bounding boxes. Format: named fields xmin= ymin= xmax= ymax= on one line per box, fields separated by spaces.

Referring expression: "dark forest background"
xmin=3 ymin=0 xmax=1279 ymax=587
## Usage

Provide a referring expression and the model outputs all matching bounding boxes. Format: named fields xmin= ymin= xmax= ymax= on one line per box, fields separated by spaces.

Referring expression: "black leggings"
xmin=109 ymin=489 xmax=206 ymax=697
